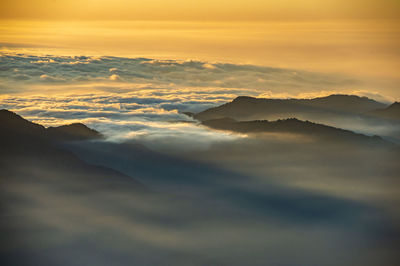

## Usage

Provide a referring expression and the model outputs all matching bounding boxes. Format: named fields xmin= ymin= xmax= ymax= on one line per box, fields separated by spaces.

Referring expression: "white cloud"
xmin=202 ymin=63 xmax=216 ymax=69
xmin=109 ymin=74 xmax=120 ymax=81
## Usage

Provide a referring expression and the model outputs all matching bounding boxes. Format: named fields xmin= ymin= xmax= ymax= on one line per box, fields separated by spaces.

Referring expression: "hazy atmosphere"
xmin=1 ymin=1 xmax=399 ymax=265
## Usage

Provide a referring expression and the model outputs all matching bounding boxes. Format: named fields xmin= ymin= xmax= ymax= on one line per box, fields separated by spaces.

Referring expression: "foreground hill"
xmin=1 ymin=111 xmax=399 ymax=266
xmin=195 ymin=94 xmax=387 ymax=122
xmin=0 ymin=109 xmax=103 ymax=141
xmin=202 ymin=117 xmax=388 ymax=144
xmin=0 ymin=109 xmax=142 ymax=190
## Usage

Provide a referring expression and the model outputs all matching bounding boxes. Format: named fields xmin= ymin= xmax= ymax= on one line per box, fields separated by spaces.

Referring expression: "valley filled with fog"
xmin=1 ymin=53 xmax=400 ymax=265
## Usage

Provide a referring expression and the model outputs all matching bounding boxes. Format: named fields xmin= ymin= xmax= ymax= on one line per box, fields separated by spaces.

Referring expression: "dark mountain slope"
xmin=0 ymin=109 xmax=103 ymax=141
xmin=0 ymin=109 xmax=45 ymax=136
xmin=202 ymin=117 xmax=387 ymax=144
xmin=365 ymin=102 xmax=400 ymax=121
xmin=0 ymin=109 xmax=142 ymax=190
xmin=47 ymin=123 xmax=103 ymax=141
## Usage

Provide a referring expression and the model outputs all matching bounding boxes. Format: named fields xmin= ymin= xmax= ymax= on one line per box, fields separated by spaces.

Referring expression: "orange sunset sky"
xmin=1 ymin=0 xmax=400 ymax=97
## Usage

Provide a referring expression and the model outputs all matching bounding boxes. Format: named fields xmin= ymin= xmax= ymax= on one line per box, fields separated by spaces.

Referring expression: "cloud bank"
xmin=1 ymin=53 xmax=361 ymax=94
xmin=0 ymin=53 xmax=397 ymax=149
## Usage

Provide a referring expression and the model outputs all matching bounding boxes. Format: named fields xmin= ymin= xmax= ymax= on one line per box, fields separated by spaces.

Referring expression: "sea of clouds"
xmin=0 ymin=53 xmax=394 ymax=149
xmin=2 ymin=53 xmax=400 ymax=265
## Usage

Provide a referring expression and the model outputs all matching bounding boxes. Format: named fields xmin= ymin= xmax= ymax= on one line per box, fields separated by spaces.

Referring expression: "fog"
xmin=1 ymin=53 xmax=400 ymax=265
xmin=29 ymin=129 xmax=395 ymax=265
xmin=2 ymin=129 xmax=399 ymax=265
xmin=1 ymin=136 xmax=399 ymax=265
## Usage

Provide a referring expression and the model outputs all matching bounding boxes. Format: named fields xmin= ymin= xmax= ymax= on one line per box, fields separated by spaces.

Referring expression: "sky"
xmin=1 ymin=0 xmax=400 ymax=20
xmin=1 ymin=1 xmax=399 ymax=86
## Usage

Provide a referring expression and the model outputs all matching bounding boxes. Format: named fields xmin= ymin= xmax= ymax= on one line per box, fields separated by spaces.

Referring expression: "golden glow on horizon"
xmin=1 ymin=19 xmax=400 ymax=79
xmin=1 ymin=1 xmax=399 ymax=97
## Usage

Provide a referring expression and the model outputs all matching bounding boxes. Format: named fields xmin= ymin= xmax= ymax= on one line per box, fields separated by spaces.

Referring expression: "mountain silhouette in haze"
xmin=1 ymin=108 xmax=400 ymax=265
xmin=0 ymin=109 xmax=102 ymax=141
xmin=365 ymin=102 xmax=400 ymax=121
xmin=0 ymin=109 xmax=45 ymax=135
xmin=195 ymin=94 xmax=387 ymax=122
xmin=47 ymin=123 xmax=102 ymax=141
xmin=202 ymin=117 xmax=387 ymax=144
xmin=0 ymin=109 xmax=142 ymax=190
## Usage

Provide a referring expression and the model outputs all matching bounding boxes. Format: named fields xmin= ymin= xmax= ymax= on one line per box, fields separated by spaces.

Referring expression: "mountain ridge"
xmin=365 ymin=102 xmax=400 ymax=121
xmin=0 ymin=109 xmax=143 ymax=190
xmin=202 ymin=117 xmax=388 ymax=145
xmin=0 ymin=109 xmax=103 ymax=141
xmin=195 ymin=94 xmax=388 ymax=122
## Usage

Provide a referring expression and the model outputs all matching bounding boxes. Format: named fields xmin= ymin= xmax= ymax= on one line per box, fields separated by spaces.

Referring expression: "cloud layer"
xmin=1 ymin=53 xmax=400 ymax=265
xmin=0 ymin=53 xmax=361 ymax=94
xmin=0 ymin=53 xmax=396 ymax=149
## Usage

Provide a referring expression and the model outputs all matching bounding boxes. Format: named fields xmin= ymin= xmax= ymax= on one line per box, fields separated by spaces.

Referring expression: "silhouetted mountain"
xmin=0 ymin=109 xmax=45 ymax=136
xmin=0 ymin=109 xmax=102 ymax=141
xmin=195 ymin=94 xmax=387 ymax=122
xmin=365 ymin=102 xmax=400 ymax=121
xmin=47 ymin=123 xmax=103 ymax=141
xmin=202 ymin=117 xmax=387 ymax=144
xmin=0 ymin=109 xmax=142 ymax=190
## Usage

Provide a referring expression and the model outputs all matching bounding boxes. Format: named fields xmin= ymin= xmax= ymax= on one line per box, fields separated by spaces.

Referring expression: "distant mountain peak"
xmin=0 ymin=109 xmax=33 ymax=122
xmin=0 ymin=109 xmax=45 ymax=134
xmin=233 ymin=96 xmax=257 ymax=102
xmin=1 ymin=109 xmax=18 ymax=116
xmin=365 ymin=101 xmax=400 ymax=120
xmin=230 ymin=94 xmax=383 ymax=106
xmin=311 ymin=94 xmax=382 ymax=104
xmin=195 ymin=94 xmax=386 ymax=122
xmin=50 ymin=123 xmax=95 ymax=131
xmin=233 ymin=94 xmax=372 ymax=102
xmin=319 ymin=94 xmax=362 ymax=99
xmin=389 ymin=102 xmax=400 ymax=108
